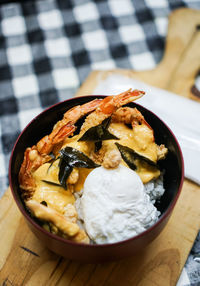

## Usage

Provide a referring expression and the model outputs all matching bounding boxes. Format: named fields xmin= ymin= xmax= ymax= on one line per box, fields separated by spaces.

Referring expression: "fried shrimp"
xmin=19 ymin=99 xmax=101 ymax=243
xmin=19 ymin=99 xmax=101 ymax=194
xmin=80 ymin=89 xmax=145 ymax=134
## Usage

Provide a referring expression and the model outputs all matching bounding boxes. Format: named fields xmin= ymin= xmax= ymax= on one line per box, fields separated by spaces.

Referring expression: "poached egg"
xmin=79 ymin=164 xmax=160 ymax=244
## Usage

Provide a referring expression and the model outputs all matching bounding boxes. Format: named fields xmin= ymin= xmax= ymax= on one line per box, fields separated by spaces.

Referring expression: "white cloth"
xmin=93 ymin=74 xmax=200 ymax=185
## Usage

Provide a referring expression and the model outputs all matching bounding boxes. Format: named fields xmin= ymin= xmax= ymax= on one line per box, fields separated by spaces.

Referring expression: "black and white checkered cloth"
xmin=0 ymin=0 xmax=200 ymax=285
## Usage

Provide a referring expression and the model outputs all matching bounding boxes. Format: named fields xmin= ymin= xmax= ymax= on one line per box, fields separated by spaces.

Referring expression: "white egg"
xmin=80 ymin=164 xmax=160 ymax=244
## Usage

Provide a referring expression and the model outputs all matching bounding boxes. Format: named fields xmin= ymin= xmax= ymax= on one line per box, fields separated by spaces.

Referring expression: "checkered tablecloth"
xmin=0 ymin=0 xmax=200 ymax=285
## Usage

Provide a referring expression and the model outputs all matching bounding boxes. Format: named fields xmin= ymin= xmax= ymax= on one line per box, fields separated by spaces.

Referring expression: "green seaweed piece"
xmin=58 ymin=158 xmax=73 ymax=189
xmin=115 ymin=143 xmax=157 ymax=170
xmin=60 ymin=147 xmax=100 ymax=168
xmin=47 ymin=146 xmax=100 ymax=189
xmin=40 ymin=200 xmax=48 ymax=206
xmin=47 ymin=147 xmax=100 ymax=189
xmin=49 ymin=152 xmax=56 ymax=160
xmin=42 ymin=180 xmax=62 ymax=188
xmin=47 ymin=156 xmax=60 ymax=173
xmin=78 ymin=117 xmax=119 ymax=142
xmin=95 ymin=141 xmax=102 ymax=152
xmin=115 ymin=143 xmax=137 ymax=170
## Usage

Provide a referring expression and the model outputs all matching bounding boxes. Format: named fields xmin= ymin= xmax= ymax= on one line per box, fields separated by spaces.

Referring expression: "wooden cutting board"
xmin=0 ymin=8 xmax=200 ymax=286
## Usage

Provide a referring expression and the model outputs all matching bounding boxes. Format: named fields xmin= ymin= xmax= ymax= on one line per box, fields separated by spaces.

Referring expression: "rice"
xmin=144 ymin=175 xmax=165 ymax=204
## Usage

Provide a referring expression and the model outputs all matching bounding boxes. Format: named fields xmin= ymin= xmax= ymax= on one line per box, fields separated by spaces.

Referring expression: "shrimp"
xmin=19 ymin=147 xmax=52 ymax=199
xmin=26 ymin=200 xmax=89 ymax=243
xmin=19 ymin=98 xmax=101 ymax=195
xmin=37 ymin=98 xmax=101 ymax=155
xmin=111 ymin=107 xmax=167 ymax=160
xmin=80 ymin=89 xmax=146 ymax=166
xmin=111 ymin=106 xmax=152 ymax=130
xmin=80 ymin=89 xmax=145 ymax=134
xmin=26 ymin=200 xmax=79 ymax=236
xmin=19 ymin=99 xmax=101 ymax=243
xmin=81 ymin=91 xmax=166 ymax=169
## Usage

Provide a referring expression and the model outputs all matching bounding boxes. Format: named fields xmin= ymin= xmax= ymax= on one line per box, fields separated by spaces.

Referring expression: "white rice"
xmin=144 ymin=175 xmax=165 ymax=204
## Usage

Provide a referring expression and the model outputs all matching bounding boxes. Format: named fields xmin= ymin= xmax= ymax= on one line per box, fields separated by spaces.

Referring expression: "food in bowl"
xmin=19 ymin=89 xmax=168 ymax=244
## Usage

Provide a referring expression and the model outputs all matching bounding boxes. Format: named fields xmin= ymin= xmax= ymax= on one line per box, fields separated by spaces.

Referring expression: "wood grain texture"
xmin=0 ymin=8 xmax=200 ymax=286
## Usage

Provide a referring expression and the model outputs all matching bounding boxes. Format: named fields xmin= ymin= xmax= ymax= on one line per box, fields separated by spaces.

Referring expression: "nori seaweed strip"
xmin=48 ymin=147 xmax=100 ymax=189
xmin=95 ymin=141 xmax=102 ymax=152
xmin=78 ymin=117 xmax=119 ymax=142
xmin=58 ymin=158 xmax=73 ymax=189
xmin=115 ymin=143 xmax=158 ymax=169
xmin=47 ymin=147 xmax=100 ymax=189
xmin=115 ymin=143 xmax=137 ymax=170
xmin=102 ymin=117 xmax=111 ymax=129
xmin=47 ymin=156 xmax=60 ymax=173
xmin=49 ymin=152 xmax=56 ymax=160
xmin=40 ymin=200 xmax=48 ymax=206
xmin=42 ymin=180 xmax=62 ymax=187
xmin=60 ymin=147 xmax=100 ymax=168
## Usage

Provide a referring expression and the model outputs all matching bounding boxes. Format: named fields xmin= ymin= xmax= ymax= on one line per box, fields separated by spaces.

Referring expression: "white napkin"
xmin=93 ymin=74 xmax=200 ymax=185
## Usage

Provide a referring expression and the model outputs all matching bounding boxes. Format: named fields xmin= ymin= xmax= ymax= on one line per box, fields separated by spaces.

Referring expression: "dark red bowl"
xmin=9 ymin=95 xmax=184 ymax=263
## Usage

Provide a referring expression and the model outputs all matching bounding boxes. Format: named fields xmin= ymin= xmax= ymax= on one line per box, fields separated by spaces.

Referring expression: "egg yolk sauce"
xmin=32 ymin=120 xmax=162 ymax=215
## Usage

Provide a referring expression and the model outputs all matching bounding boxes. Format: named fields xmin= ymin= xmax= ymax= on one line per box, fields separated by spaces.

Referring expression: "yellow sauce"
xmin=32 ymin=120 xmax=160 ymax=209
xmin=74 ymin=168 xmax=93 ymax=191
xmin=135 ymin=160 xmax=160 ymax=183
xmin=108 ymin=123 xmax=157 ymax=162
xmin=32 ymin=134 xmax=94 ymax=213
xmin=62 ymin=134 xmax=95 ymax=191
xmin=104 ymin=123 xmax=159 ymax=183
xmin=32 ymin=162 xmax=75 ymax=214
xmin=62 ymin=134 xmax=94 ymax=156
